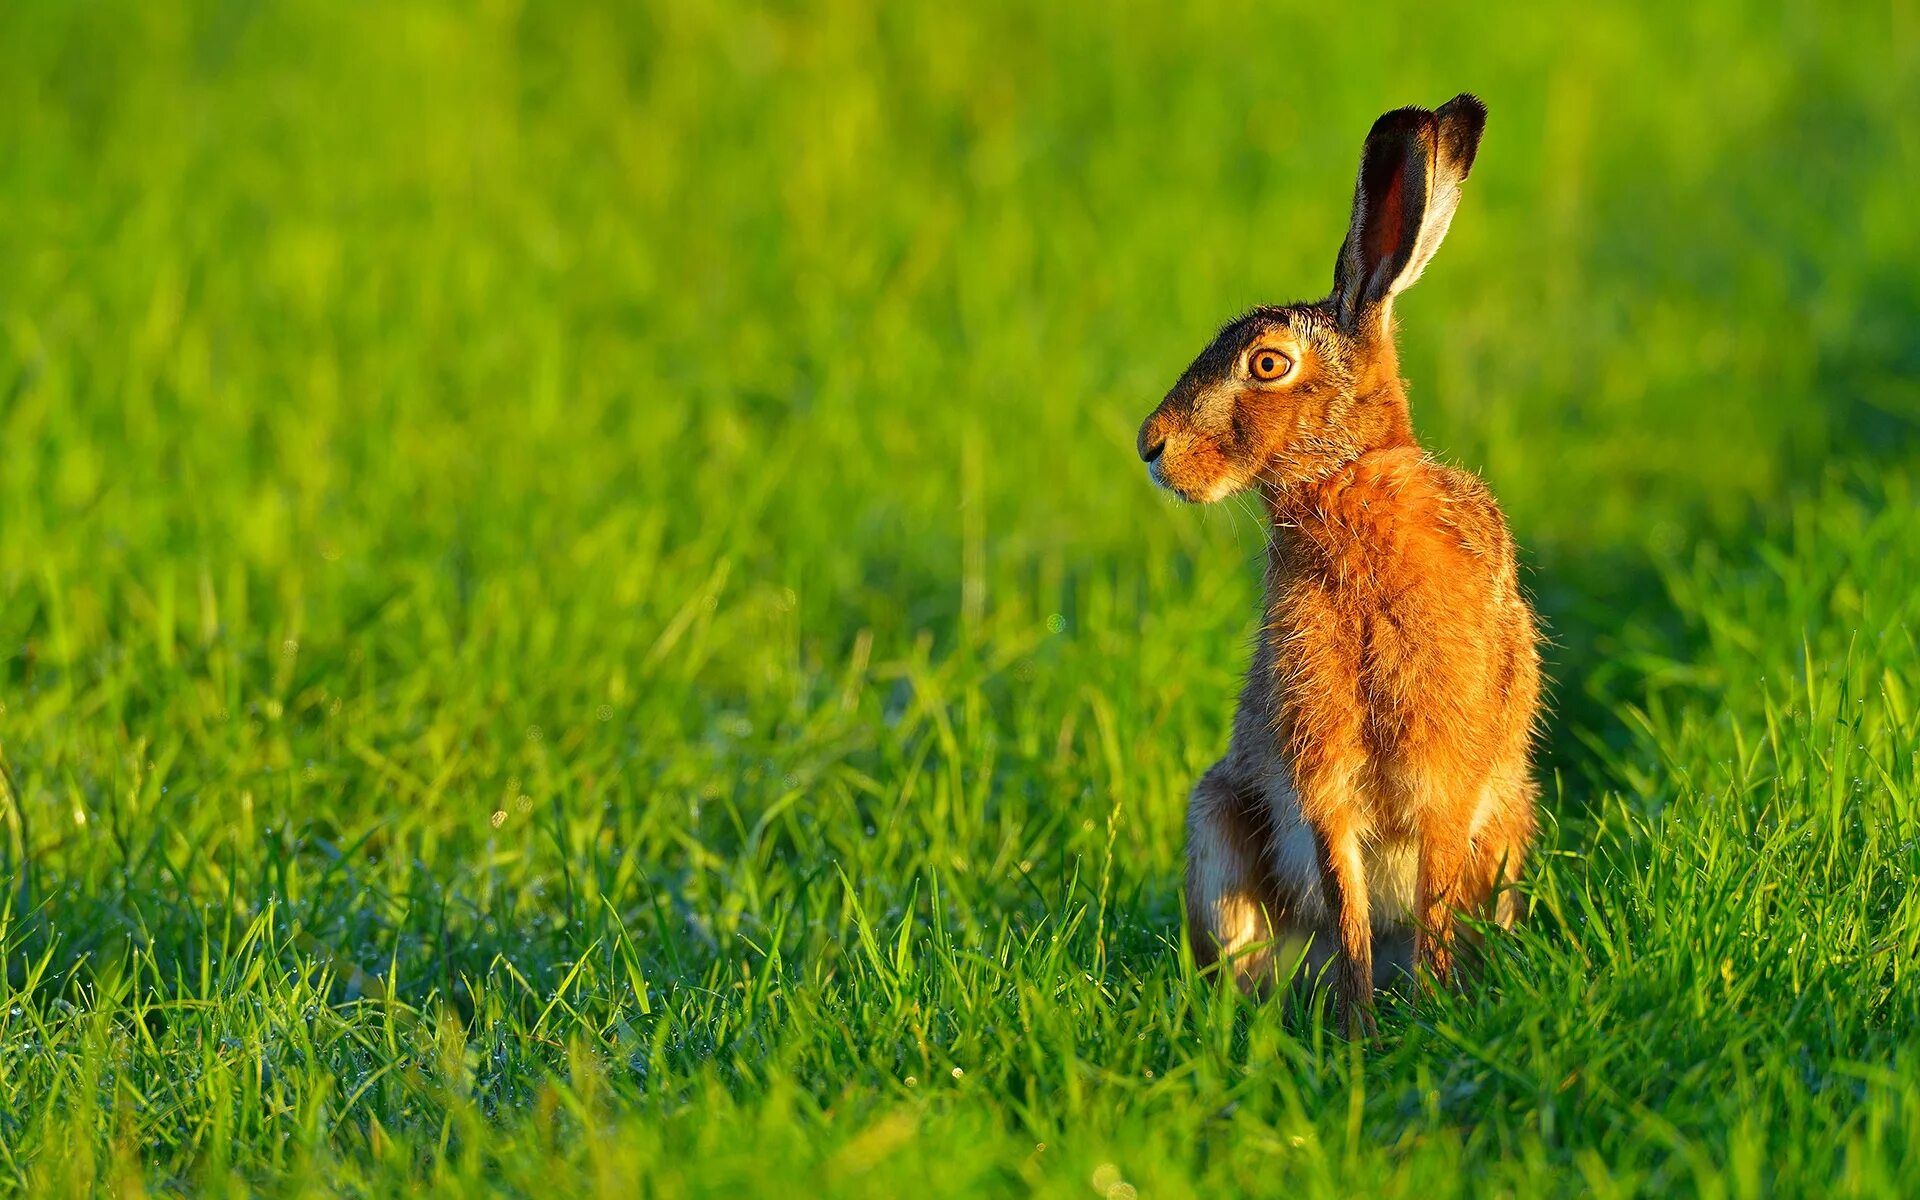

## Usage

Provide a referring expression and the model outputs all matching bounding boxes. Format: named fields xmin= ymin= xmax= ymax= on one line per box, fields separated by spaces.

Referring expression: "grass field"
xmin=4 ymin=0 xmax=1920 ymax=1194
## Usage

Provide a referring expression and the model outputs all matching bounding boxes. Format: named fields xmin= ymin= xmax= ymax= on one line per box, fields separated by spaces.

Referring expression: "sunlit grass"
xmin=2 ymin=0 xmax=1918 ymax=1194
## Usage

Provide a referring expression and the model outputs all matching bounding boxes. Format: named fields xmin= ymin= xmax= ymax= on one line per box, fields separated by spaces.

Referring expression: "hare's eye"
xmin=1249 ymin=349 xmax=1293 ymax=382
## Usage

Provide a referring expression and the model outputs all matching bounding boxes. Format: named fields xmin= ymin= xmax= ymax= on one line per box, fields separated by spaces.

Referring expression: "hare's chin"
xmin=1149 ymin=460 xmax=1242 ymax=505
xmin=1199 ymin=476 xmax=1244 ymax=503
xmin=1148 ymin=459 xmax=1202 ymax=502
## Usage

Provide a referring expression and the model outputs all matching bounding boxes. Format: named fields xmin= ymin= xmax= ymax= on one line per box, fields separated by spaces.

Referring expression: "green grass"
xmin=3 ymin=0 xmax=1919 ymax=1194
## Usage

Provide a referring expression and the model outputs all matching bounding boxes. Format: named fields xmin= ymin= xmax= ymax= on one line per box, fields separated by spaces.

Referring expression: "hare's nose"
xmin=1140 ymin=436 xmax=1166 ymax=464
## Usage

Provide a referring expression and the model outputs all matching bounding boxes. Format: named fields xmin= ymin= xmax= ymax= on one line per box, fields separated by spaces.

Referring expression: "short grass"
xmin=3 ymin=0 xmax=1919 ymax=1195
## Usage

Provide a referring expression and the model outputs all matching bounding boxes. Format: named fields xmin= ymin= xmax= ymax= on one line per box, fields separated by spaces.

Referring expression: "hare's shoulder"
xmin=1425 ymin=461 xmax=1517 ymax=570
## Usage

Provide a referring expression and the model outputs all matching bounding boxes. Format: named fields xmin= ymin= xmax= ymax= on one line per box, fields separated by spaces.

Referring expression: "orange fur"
xmin=1138 ymin=95 xmax=1538 ymax=1034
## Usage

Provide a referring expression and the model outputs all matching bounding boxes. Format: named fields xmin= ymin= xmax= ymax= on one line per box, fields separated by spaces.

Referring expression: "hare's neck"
xmin=1348 ymin=347 xmax=1418 ymax=453
xmin=1262 ymin=439 xmax=1430 ymax=580
xmin=1260 ymin=377 xmax=1416 ymax=513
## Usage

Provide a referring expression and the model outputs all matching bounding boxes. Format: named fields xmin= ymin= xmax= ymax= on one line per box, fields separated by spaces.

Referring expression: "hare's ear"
xmin=1331 ymin=94 xmax=1487 ymax=332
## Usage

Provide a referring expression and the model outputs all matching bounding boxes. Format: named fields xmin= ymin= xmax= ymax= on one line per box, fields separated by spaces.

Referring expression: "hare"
xmin=1137 ymin=95 xmax=1540 ymax=1035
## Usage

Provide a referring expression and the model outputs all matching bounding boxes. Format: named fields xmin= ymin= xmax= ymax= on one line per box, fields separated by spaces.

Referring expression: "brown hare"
xmin=1137 ymin=94 xmax=1540 ymax=1036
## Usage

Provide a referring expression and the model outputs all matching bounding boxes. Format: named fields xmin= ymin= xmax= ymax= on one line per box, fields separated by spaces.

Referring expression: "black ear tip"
xmin=1443 ymin=92 xmax=1482 ymax=139
xmin=1436 ymin=93 xmax=1488 ymax=167
xmin=1368 ymin=106 xmax=1435 ymax=142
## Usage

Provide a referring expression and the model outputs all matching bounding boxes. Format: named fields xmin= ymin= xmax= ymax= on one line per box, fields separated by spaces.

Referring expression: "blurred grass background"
xmin=2 ymin=0 xmax=1918 ymax=1195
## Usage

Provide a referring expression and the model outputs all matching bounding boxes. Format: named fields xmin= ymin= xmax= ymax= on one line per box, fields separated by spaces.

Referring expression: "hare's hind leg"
xmin=1419 ymin=775 xmax=1536 ymax=993
xmin=1467 ymin=775 xmax=1537 ymax=929
xmin=1418 ymin=774 xmax=1534 ymax=990
xmin=1186 ymin=766 xmax=1280 ymax=994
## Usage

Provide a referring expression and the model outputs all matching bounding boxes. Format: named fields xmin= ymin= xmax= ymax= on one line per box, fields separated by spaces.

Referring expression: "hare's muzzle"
xmin=1138 ymin=407 xmax=1185 ymax=494
xmin=1138 ymin=406 xmax=1175 ymax=466
xmin=1137 ymin=425 xmax=1172 ymax=492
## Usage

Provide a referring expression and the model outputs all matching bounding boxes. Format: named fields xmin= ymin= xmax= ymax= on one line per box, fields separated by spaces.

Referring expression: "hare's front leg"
xmin=1185 ymin=767 xmax=1276 ymax=993
xmin=1293 ymin=756 xmax=1377 ymax=1040
xmin=1415 ymin=812 xmax=1471 ymax=989
xmin=1309 ymin=815 xmax=1375 ymax=1038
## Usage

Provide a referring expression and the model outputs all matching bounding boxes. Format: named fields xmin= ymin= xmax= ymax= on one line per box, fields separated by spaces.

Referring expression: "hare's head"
xmin=1138 ymin=94 xmax=1486 ymax=502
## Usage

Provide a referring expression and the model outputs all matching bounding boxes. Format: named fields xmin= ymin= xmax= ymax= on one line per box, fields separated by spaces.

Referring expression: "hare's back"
xmin=1430 ymin=462 xmax=1542 ymax=733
